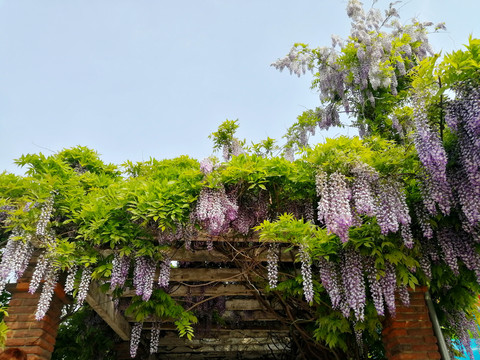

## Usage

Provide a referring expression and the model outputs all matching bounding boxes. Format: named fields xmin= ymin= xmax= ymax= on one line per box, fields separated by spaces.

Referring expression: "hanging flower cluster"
xmin=341 ymin=248 xmax=366 ymax=321
xmin=133 ymin=257 xmax=156 ymax=302
xmin=413 ymin=93 xmax=452 ymax=216
xmin=272 ymin=0 xmax=439 ymax=137
xmin=316 ymin=167 xmax=412 ymax=246
xmin=445 ymin=82 xmax=480 ymax=233
xmin=35 ymin=195 xmax=55 ymax=238
xmin=195 ymin=186 xmax=238 ymax=236
xmin=0 ymin=230 xmax=34 ymax=293
xmin=76 ymin=267 xmax=93 ymax=306
xmin=150 ymin=322 xmax=161 ymax=354
xmin=266 ymin=243 xmax=279 ymax=289
xmin=318 ymin=252 xmax=399 ymax=320
xmin=158 ymin=259 xmax=171 ymax=289
xmin=64 ymin=266 xmax=77 ymax=294
xmin=316 ymin=171 xmax=352 ymax=243
xmin=35 ymin=266 xmax=58 ymax=320
xmin=232 ymin=191 xmax=269 ymax=235
xmin=299 ymin=245 xmax=314 ymax=303
xmin=130 ymin=322 xmax=143 ymax=358
xmin=110 ymin=253 xmax=130 ymax=291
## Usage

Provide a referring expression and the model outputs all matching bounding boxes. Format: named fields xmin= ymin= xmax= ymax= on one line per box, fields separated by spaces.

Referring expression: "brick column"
xmin=382 ymin=286 xmax=442 ymax=360
xmin=4 ymin=272 xmax=69 ymax=360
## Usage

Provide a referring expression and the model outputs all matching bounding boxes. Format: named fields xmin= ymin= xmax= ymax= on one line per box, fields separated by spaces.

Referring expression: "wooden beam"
xmin=122 ymin=284 xmax=257 ymax=297
xmin=155 ymin=343 xmax=288 ymax=353
xmin=167 ymin=247 xmax=296 ymax=263
xmin=155 ymin=335 xmax=290 ymax=347
xmin=86 ymin=281 xmax=131 ymax=341
xmin=169 ymin=268 xmax=246 ymax=282
xmin=225 ymin=298 xmax=279 ymax=311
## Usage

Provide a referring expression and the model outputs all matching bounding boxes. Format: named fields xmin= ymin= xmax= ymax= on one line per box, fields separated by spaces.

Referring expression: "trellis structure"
xmin=4 ymin=233 xmax=442 ymax=360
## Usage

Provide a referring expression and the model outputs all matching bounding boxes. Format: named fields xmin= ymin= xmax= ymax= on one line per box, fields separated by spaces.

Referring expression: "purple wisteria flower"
xmin=267 ymin=243 xmax=279 ymax=289
xmin=318 ymin=257 xmax=342 ymax=309
xmin=341 ymin=248 xmax=365 ymax=321
xmin=316 ymin=171 xmax=353 ymax=243
xmin=130 ymin=322 xmax=143 ymax=358
xmin=158 ymin=259 xmax=171 ymax=289
xmin=110 ymin=253 xmax=130 ymax=291
xmin=196 ymin=186 xmax=238 ymax=236
xmin=76 ymin=267 xmax=93 ymax=306
xmin=35 ymin=267 xmax=58 ymax=320
xmin=299 ymin=245 xmax=314 ymax=303
xmin=150 ymin=322 xmax=161 ymax=354
xmin=133 ymin=256 xmax=156 ymax=301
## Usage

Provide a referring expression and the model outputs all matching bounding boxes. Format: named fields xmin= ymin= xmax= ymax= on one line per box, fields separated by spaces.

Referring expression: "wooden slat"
xmin=190 ymin=233 xmax=285 ymax=243
xmin=122 ymin=284 xmax=257 ymax=297
xmin=155 ymin=343 xmax=288 ymax=353
xmin=168 ymin=247 xmax=296 ymax=263
xmin=86 ymin=281 xmax=131 ymax=341
xmin=169 ymin=268 xmax=245 ymax=282
xmin=141 ymin=320 xmax=286 ymax=329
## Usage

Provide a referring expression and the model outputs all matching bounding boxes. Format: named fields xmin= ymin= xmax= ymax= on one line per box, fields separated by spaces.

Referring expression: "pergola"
xmin=4 ymin=233 xmax=443 ymax=360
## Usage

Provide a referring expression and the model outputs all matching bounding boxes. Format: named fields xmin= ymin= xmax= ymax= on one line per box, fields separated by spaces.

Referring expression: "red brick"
xmin=390 ymin=353 xmax=431 ymax=360
xmin=411 ymin=344 xmax=440 ymax=352
xmin=4 ymin=260 xmax=69 ymax=360
xmin=406 ymin=328 xmax=434 ymax=337
xmin=423 ymin=335 xmax=438 ymax=344
xmin=395 ymin=313 xmax=430 ymax=321
xmin=409 ymin=298 xmax=428 ymax=306
xmin=395 ymin=306 xmax=428 ymax=314
xmin=383 ymin=288 xmax=441 ymax=360
xmin=383 ymin=328 xmax=408 ymax=337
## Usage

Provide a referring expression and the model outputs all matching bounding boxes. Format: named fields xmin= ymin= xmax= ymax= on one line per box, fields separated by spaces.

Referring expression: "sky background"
xmin=0 ymin=0 xmax=479 ymax=174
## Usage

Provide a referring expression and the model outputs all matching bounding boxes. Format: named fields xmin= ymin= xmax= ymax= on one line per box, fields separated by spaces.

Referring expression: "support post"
xmin=4 ymin=267 xmax=69 ymax=360
xmin=382 ymin=286 xmax=442 ymax=360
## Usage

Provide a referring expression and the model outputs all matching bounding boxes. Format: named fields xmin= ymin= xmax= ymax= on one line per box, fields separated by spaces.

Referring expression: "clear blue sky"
xmin=0 ymin=0 xmax=479 ymax=174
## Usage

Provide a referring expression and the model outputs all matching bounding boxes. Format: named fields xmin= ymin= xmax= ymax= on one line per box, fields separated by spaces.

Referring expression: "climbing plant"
xmin=1 ymin=1 xmax=480 ymax=359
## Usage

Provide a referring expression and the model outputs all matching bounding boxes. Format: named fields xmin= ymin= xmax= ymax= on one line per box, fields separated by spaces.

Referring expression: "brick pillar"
xmin=4 ymin=272 xmax=69 ymax=360
xmin=382 ymin=286 xmax=442 ymax=360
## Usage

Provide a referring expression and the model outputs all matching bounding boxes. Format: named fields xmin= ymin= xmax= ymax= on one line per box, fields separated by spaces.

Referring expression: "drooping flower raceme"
xmin=351 ymin=163 xmax=378 ymax=217
xmin=380 ymin=262 xmax=397 ymax=317
xmin=130 ymin=322 xmax=143 ymax=358
xmin=133 ymin=256 xmax=156 ymax=301
xmin=76 ymin=267 xmax=93 ymax=306
xmin=266 ymin=243 xmax=279 ymax=289
xmin=64 ymin=266 xmax=77 ymax=294
xmin=196 ymin=186 xmax=238 ymax=236
xmin=318 ymin=257 xmax=343 ymax=309
xmin=200 ymin=157 xmax=214 ymax=175
xmin=299 ymin=245 xmax=314 ymax=303
xmin=158 ymin=259 xmax=171 ymax=289
xmin=316 ymin=171 xmax=353 ymax=243
xmin=150 ymin=322 xmax=161 ymax=354
xmin=36 ymin=195 xmax=55 ymax=238
xmin=35 ymin=267 xmax=58 ymax=320
xmin=413 ymin=93 xmax=452 ymax=216
xmin=364 ymin=256 xmax=384 ymax=316
xmin=29 ymin=251 xmax=51 ymax=294
xmin=110 ymin=253 xmax=130 ymax=291
xmin=341 ymin=248 xmax=366 ymax=321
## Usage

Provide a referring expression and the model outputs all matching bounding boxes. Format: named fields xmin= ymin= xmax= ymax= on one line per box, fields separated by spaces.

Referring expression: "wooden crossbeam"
xmin=167 ymin=247 xmax=296 ymax=263
xmin=169 ymin=268 xmax=247 ymax=282
xmin=122 ymin=283 xmax=257 ymax=297
xmin=155 ymin=343 xmax=288 ymax=353
xmin=86 ymin=281 xmax=131 ymax=341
